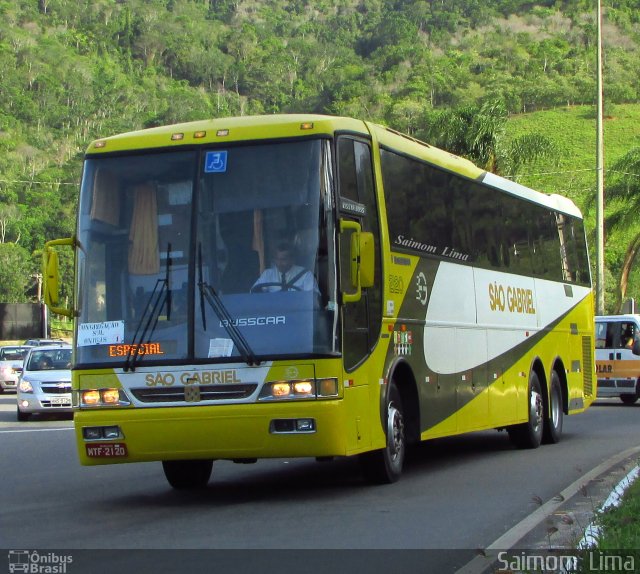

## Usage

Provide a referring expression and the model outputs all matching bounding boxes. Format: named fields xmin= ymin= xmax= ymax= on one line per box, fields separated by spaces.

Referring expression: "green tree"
xmin=602 ymin=148 xmax=640 ymax=311
xmin=419 ymin=99 xmax=557 ymax=176
xmin=0 ymin=242 xmax=33 ymax=302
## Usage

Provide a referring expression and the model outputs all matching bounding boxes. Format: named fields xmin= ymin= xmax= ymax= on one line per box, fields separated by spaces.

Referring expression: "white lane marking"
xmin=0 ymin=427 xmax=74 ymax=434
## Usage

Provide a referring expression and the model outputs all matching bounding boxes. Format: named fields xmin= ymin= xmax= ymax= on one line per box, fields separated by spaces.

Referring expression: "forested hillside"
xmin=1 ymin=0 xmax=640 ymax=307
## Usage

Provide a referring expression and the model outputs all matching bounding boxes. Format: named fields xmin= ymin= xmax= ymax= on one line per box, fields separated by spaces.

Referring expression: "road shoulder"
xmin=456 ymin=445 xmax=640 ymax=573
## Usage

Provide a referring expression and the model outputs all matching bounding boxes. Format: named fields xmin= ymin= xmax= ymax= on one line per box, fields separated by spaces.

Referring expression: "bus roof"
xmin=87 ymin=113 xmax=582 ymax=219
xmin=86 ymin=114 xmax=369 ymax=154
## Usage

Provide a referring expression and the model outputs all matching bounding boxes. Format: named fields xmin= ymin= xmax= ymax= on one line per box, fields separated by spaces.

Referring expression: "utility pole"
xmin=34 ymin=272 xmax=48 ymax=337
xmin=595 ymin=0 xmax=605 ymax=315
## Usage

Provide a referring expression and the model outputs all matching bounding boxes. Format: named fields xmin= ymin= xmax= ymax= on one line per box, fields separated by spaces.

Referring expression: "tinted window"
xmin=380 ymin=147 xmax=590 ymax=286
xmin=596 ymin=321 xmax=637 ymax=349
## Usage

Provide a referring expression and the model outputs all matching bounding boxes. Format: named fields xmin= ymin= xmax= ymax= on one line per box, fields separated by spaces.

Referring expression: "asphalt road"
xmin=0 ymin=395 xmax=638 ymax=573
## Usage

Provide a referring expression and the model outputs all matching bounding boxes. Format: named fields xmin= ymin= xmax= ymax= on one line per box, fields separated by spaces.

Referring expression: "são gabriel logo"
xmin=7 ymin=551 xmax=73 ymax=574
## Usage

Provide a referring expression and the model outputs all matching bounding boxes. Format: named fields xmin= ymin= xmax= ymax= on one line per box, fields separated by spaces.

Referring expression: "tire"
xmin=542 ymin=371 xmax=563 ymax=444
xmin=16 ymin=407 xmax=30 ymax=422
xmin=360 ymin=383 xmax=406 ymax=484
xmin=162 ymin=459 xmax=213 ymax=489
xmin=620 ymin=393 xmax=639 ymax=405
xmin=508 ymin=371 xmax=544 ymax=449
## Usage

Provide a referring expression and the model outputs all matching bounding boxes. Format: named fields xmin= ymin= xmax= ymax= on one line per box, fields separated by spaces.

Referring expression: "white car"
xmin=0 ymin=345 xmax=32 ymax=393
xmin=17 ymin=345 xmax=72 ymax=421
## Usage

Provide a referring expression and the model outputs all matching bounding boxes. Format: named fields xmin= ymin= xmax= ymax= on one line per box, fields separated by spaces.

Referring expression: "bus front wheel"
xmin=360 ymin=383 xmax=406 ymax=484
xmin=508 ymin=372 xmax=544 ymax=449
xmin=162 ymin=459 xmax=213 ymax=489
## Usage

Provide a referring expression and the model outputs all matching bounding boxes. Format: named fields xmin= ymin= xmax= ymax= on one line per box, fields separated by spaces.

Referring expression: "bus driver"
xmin=251 ymin=241 xmax=318 ymax=293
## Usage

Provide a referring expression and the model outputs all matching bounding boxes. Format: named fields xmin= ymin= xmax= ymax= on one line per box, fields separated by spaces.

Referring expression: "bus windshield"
xmin=75 ymin=139 xmax=338 ymax=367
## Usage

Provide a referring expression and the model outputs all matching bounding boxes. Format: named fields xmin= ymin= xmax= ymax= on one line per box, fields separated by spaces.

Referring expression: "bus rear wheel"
xmin=542 ymin=371 xmax=563 ymax=444
xmin=162 ymin=459 xmax=213 ymax=489
xmin=508 ymin=372 xmax=544 ymax=449
xmin=360 ymin=383 xmax=406 ymax=484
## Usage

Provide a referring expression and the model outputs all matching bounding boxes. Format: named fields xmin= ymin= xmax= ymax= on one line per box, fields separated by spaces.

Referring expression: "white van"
xmin=595 ymin=314 xmax=640 ymax=404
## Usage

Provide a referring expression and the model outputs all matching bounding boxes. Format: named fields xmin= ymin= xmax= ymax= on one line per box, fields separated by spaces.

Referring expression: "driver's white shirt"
xmin=252 ymin=265 xmax=319 ymax=293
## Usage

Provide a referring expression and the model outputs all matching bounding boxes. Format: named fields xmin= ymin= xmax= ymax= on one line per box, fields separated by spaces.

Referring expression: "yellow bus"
xmin=43 ymin=114 xmax=595 ymax=488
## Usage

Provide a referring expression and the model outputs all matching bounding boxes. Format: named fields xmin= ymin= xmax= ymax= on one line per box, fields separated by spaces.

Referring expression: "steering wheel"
xmin=250 ymin=282 xmax=303 ymax=293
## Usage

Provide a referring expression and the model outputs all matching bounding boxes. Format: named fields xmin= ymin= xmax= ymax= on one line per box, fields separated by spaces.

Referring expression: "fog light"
xmin=103 ymin=426 xmax=121 ymax=439
xmin=296 ymin=418 xmax=315 ymax=432
xmin=20 ymin=400 xmax=29 ymax=408
xmin=270 ymin=418 xmax=316 ymax=434
xmin=83 ymin=427 xmax=103 ymax=440
xmin=271 ymin=419 xmax=295 ymax=433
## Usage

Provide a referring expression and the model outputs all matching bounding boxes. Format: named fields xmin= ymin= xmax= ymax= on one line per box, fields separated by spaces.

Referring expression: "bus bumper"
xmin=74 ymin=400 xmax=348 ymax=465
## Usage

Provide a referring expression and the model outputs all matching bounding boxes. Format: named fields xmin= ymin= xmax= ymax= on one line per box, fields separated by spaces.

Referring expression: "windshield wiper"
xmin=124 ymin=243 xmax=172 ymax=372
xmin=197 ymin=243 xmax=259 ymax=366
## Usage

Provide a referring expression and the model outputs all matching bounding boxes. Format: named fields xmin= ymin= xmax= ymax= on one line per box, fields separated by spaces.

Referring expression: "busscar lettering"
xmin=220 ymin=316 xmax=285 ymax=327
xmin=489 ymin=283 xmax=536 ymax=315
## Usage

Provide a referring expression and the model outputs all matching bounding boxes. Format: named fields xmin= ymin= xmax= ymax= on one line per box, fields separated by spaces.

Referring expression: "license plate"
xmin=85 ymin=443 xmax=128 ymax=458
xmin=50 ymin=397 xmax=71 ymax=405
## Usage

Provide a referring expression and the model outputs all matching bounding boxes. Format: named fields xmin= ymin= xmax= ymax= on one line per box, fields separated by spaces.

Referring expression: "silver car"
xmin=17 ymin=345 xmax=72 ymax=421
xmin=0 ymin=346 xmax=32 ymax=392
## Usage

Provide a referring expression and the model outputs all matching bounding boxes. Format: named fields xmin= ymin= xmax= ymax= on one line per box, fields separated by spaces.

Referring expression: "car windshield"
xmin=0 ymin=348 xmax=28 ymax=361
xmin=27 ymin=349 xmax=72 ymax=371
xmin=75 ymin=139 xmax=338 ymax=367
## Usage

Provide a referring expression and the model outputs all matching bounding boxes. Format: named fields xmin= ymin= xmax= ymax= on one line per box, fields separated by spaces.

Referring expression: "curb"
xmin=578 ymin=464 xmax=640 ymax=549
xmin=455 ymin=445 xmax=640 ymax=574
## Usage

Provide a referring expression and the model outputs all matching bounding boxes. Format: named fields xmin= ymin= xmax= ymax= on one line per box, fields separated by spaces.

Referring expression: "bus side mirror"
xmin=340 ymin=221 xmax=375 ymax=303
xmin=633 ymin=340 xmax=640 ymax=356
xmin=42 ymin=237 xmax=75 ymax=318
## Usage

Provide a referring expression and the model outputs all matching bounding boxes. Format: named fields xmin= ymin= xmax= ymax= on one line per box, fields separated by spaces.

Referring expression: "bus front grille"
xmin=130 ymin=384 xmax=258 ymax=403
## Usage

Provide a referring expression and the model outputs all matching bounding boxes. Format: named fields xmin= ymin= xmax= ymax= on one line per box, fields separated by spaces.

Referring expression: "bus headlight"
xmin=80 ymin=388 xmax=130 ymax=407
xmin=258 ymin=378 xmax=339 ymax=401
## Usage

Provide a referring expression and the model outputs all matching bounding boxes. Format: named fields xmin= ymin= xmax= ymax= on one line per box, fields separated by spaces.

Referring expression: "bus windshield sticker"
xmin=209 ymin=338 xmax=234 ymax=358
xmin=78 ymin=321 xmax=124 ymax=347
xmin=204 ymin=150 xmax=228 ymax=173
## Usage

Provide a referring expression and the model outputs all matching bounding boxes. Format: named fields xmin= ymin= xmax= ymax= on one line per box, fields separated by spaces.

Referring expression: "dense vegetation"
xmin=1 ymin=0 xmax=640 ymax=310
